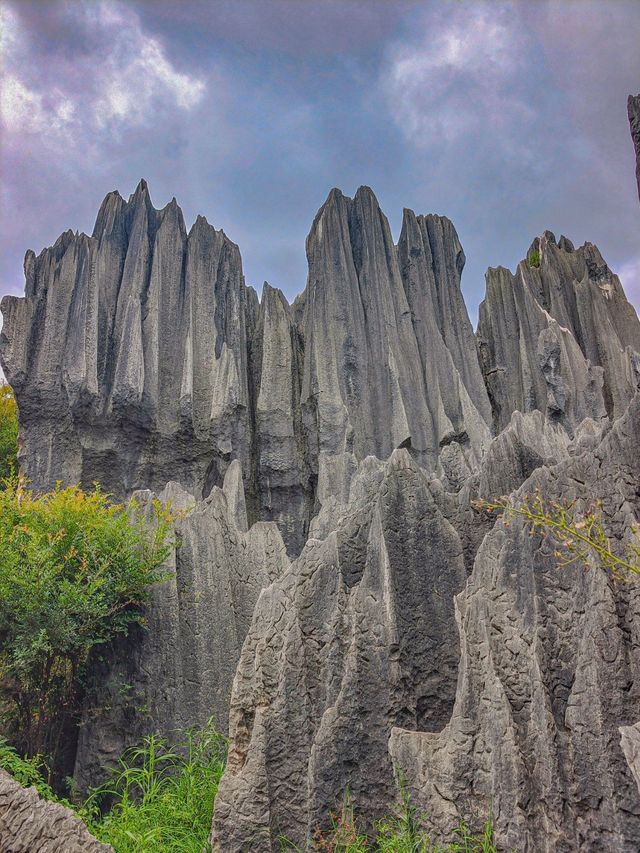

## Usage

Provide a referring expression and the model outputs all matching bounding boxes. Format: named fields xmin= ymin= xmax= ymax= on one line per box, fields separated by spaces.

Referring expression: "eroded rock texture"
xmin=629 ymin=94 xmax=640 ymax=201
xmin=477 ymin=232 xmax=640 ymax=433
xmin=0 ymin=770 xmax=111 ymax=853
xmin=2 ymin=117 xmax=640 ymax=851
xmin=211 ymin=449 xmax=467 ymax=850
xmin=73 ymin=464 xmax=289 ymax=791
xmin=391 ymin=396 xmax=640 ymax=853
xmin=0 ymin=184 xmax=491 ymax=554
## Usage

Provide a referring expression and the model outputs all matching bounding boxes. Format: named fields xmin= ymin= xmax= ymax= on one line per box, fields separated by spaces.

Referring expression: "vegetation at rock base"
xmin=84 ymin=721 xmax=227 ymax=852
xmin=279 ymin=784 xmax=499 ymax=852
xmin=0 ymin=383 xmax=18 ymax=481
xmin=0 ymin=480 xmax=174 ymax=775
xmin=476 ymin=490 xmax=640 ymax=579
xmin=1 ymin=728 xmax=500 ymax=852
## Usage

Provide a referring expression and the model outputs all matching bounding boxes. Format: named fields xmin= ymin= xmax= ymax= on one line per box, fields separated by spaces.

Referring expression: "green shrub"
xmin=528 ymin=249 xmax=541 ymax=268
xmin=0 ymin=737 xmax=58 ymax=801
xmin=1 ymin=722 xmax=226 ymax=852
xmin=0 ymin=481 xmax=174 ymax=771
xmin=0 ymin=383 xmax=18 ymax=481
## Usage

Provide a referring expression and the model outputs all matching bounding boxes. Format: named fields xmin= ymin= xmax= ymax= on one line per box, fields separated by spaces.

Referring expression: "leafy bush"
xmin=85 ymin=721 xmax=226 ymax=852
xmin=528 ymin=249 xmax=541 ymax=268
xmin=0 ymin=383 xmax=18 ymax=481
xmin=0 ymin=481 xmax=174 ymax=770
xmin=0 ymin=737 xmax=59 ymax=801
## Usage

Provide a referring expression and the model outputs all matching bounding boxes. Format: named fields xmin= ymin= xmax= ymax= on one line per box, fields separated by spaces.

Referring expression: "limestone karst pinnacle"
xmin=1 ymin=101 xmax=640 ymax=852
xmin=629 ymin=94 xmax=640 ymax=202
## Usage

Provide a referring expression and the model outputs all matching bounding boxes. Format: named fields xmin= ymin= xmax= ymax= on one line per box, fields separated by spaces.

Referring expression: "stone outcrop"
xmin=211 ymin=449 xmax=467 ymax=850
xmin=2 ymin=100 xmax=640 ymax=852
xmin=620 ymin=722 xmax=640 ymax=797
xmin=73 ymin=465 xmax=289 ymax=792
xmin=0 ymin=770 xmax=111 ymax=852
xmin=477 ymin=232 xmax=640 ymax=433
xmin=629 ymin=94 xmax=640 ymax=202
xmin=390 ymin=395 xmax=640 ymax=853
xmin=0 ymin=185 xmax=491 ymax=554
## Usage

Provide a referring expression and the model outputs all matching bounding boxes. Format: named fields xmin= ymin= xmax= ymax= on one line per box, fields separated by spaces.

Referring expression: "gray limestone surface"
xmin=73 ymin=471 xmax=289 ymax=792
xmin=2 ymin=105 xmax=640 ymax=851
xmin=629 ymin=94 xmax=640 ymax=202
xmin=390 ymin=395 xmax=640 ymax=853
xmin=0 ymin=770 xmax=111 ymax=853
xmin=0 ymin=184 xmax=492 ymax=555
xmin=211 ymin=449 xmax=468 ymax=851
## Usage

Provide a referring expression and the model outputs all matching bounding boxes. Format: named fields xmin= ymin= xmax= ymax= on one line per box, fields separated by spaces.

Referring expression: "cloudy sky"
xmin=1 ymin=0 xmax=639 ymax=327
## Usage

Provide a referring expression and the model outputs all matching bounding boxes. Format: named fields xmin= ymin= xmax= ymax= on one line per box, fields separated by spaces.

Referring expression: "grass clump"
xmin=1 ymin=722 xmax=226 ymax=852
xmin=280 ymin=784 xmax=501 ymax=852
xmin=85 ymin=720 xmax=226 ymax=852
xmin=528 ymin=249 xmax=541 ymax=268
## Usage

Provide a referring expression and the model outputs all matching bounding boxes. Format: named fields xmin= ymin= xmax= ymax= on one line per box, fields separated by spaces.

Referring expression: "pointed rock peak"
xmin=127 ymin=179 xmax=153 ymax=213
xmin=354 ymin=185 xmax=379 ymax=204
xmin=92 ymin=189 xmax=125 ymax=238
xmin=527 ymin=236 xmax=541 ymax=257
xmin=159 ymin=196 xmax=186 ymax=232
xmin=558 ymin=235 xmax=575 ymax=253
xmin=188 ymin=213 xmax=212 ymax=238
xmin=261 ymin=282 xmax=290 ymax=312
xmin=541 ymin=230 xmax=557 ymax=245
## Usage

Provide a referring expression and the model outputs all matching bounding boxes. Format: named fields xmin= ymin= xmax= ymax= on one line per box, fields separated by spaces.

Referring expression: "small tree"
xmin=0 ymin=383 xmax=18 ymax=481
xmin=0 ymin=481 xmax=174 ymax=773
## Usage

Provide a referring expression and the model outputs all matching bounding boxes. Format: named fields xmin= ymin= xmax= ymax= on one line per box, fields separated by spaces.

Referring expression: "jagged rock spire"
xmin=0 ymin=180 xmax=493 ymax=551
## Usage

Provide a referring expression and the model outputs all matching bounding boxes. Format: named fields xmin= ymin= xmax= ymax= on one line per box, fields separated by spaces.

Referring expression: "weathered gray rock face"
xmin=0 ymin=180 xmax=254 ymax=507
xmin=620 ymin=722 xmax=640 ymax=797
xmin=477 ymin=232 xmax=640 ymax=433
xmin=390 ymin=395 xmax=640 ymax=853
xmin=73 ymin=465 xmax=289 ymax=791
xmin=211 ymin=449 xmax=468 ymax=850
xmin=3 ymin=148 xmax=640 ymax=853
xmin=0 ymin=769 xmax=111 ymax=852
xmin=629 ymin=94 xmax=640 ymax=202
xmin=300 ymin=188 xmax=491 ymax=498
xmin=0 ymin=183 xmax=491 ymax=555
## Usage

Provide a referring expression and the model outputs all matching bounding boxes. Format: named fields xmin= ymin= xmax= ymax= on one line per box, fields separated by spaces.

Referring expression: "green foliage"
xmin=0 ymin=737 xmax=58 ymax=801
xmin=2 ymin=726 xmax=501 ymax=853
xmin=528 ymin=249 xmax=541 ymax=268
xmin=85 ymin=721 xmax=226 ymax=852
xmin=0 ymin=481 xmax=174 ymax=768
xmin=1 ymin=723 xmax=226 ymax=852
xmin=0 ymin=383 xmax=18 ymax=481
xmin=477 ymin=490 xmax=640 ymax=580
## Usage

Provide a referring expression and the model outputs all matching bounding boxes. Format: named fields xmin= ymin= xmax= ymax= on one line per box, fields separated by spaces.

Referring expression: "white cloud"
xmin=1 ymin=74 xmax=76 ymax=135
xmin=382 ymin=2 xmax=533 ymax=147
xmin=0 ymin=0 xmax=206 ymax=144
xmin=93 ymin=2 xmax=206 ymax=127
